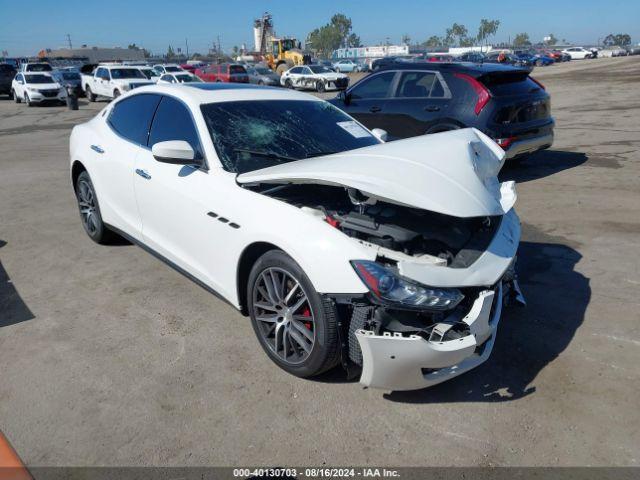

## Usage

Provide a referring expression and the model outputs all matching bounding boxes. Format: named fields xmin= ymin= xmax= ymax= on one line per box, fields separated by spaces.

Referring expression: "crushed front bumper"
xmin=356 ymin=282 xmax=507 ymax=391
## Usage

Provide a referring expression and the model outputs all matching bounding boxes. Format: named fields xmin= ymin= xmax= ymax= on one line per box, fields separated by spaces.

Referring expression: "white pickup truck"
xmin=81 ymin=65 xmax=154 ymax=101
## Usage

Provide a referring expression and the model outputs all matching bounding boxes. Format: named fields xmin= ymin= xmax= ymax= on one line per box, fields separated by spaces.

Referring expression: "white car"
xmin=82 ymin=65 xmax=155 ymax=101
xmin=157 ymin=72 xmax=203 ymax=84
xmin=19 ymin=62 xmax=54 ymax=73
xmin=562 ymin=47 xmax=593 ymax=60
xmin=11 ymin=72 xmax=67 ymax=105
xmin=69 ymin=84 xmax=523 ymax=391
xmin=332 ymin=60 xmax=359 ymax=73
xmin=138 ymin=67 xmax=160 ymax=83
xmin=153 ymin=64 xmax=184 ymax=75
xmin=280 ymin=65 xmax=349 ymax=92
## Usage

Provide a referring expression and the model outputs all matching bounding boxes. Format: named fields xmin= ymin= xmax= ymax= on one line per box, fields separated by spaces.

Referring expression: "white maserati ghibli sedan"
xmin=69 ymin=83 xmax=524 ymax=391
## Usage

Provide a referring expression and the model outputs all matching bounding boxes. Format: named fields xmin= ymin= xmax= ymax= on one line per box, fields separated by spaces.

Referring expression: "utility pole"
xmin=66 ymin=33 xmax=73 ymax=50
xmin=185 ymin=38 xmax=189 ymax=58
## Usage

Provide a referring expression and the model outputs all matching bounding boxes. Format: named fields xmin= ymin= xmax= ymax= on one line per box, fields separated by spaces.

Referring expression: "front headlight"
xmin=27 ymin=87 xmax=39 ymax=92
xmin=351 ymin=260 xmax=463 ymax=310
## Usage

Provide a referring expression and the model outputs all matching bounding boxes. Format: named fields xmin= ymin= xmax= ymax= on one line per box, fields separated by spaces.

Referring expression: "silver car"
xmin=246 ymin=65 xmax=281 ymax=86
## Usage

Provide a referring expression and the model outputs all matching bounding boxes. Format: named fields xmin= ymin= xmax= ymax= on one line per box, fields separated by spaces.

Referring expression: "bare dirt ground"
xmin=0 ymin=56 xmax=639 ymax=467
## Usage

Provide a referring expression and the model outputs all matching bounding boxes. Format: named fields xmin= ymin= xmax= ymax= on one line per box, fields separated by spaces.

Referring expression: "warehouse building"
xmin=38 ymin=46 xmax=146 ymax=63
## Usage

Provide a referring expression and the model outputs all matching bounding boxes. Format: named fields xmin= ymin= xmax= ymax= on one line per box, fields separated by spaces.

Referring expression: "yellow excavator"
xmin=264 ymin=38 xmax=311 ymax=74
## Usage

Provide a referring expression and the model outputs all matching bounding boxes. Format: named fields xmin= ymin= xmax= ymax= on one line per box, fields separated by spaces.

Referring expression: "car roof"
xmin=129 ymin=83 xmax=324 ymax=107
xmin=377 ymin=61 xmax=529 ymax=76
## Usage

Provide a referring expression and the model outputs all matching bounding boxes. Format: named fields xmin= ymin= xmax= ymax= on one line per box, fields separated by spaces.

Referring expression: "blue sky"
xmin=0 ymin=0 xmax=638 ymax=56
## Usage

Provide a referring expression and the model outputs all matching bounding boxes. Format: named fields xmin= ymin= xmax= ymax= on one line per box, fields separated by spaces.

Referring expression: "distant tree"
xmin=127 ymin=43 xmax=139 ymax=50
xmin=422 ymin=36 xmax=443 ymax=47
xmin=544 ymin=34 xmax=558 ymax=46
xmin=307 ymin=13 xmax=360 ymax=57
xmin=142 ymin=48 xmax=151 ymax=58
xmin=476 ymin=19 xmax=500 ymax=47
xmin=513 ymin=33 xmax=531 ymax=47
xmin=232 ymin=45 xmax=239 ymax=56
xmin=166 ymin=45 xmax=175 ymax=58
xmin=614 ymin=33 xmax=631 ymax=46
xmin=445 ymin=23 xmax=468 ymax=46
xmin=347 ymin=33 xmax=361 ymax=48
xmin=401 ymin=34 xmax=411 ymax=45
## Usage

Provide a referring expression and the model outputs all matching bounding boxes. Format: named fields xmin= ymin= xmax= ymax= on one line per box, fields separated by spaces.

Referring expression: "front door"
xmin=340 ymin=71 xmax=396 ymax=133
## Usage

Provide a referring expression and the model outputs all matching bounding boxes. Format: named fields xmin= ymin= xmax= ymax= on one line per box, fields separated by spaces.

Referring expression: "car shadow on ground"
xmin=383 ymin=224 xmax=590 ymax=403
xmin=500 ymin=149 xmax=587 ymax=183
xmin=0 ymin=240 xmax=35 ymax=328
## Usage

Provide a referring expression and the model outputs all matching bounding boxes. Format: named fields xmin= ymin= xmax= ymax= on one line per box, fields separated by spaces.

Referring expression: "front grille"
xmin=40 ymin=89 xmax=59 ymax=98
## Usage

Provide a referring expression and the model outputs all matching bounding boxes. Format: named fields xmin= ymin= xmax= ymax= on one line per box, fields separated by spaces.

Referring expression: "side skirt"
xmin=105 ymin=223 xmax=241 ymax=313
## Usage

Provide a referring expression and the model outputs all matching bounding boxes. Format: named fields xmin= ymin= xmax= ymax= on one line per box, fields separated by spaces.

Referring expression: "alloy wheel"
xmin=252 ymin=267 xmax=316 ymax=365
xmin=77 ymin=179 xmax=98 ymax=235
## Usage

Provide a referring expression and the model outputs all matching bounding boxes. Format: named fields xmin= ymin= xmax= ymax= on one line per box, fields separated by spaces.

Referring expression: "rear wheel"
xmin=85 ymin=86 xmax=96 ymax=102
xmin=315 ymin=80 xmax=326 ymax=93
xmin=247 ymin=250 xmax=340 ymax=378
xmin=75 ymin=171 xmax=116 ymax=244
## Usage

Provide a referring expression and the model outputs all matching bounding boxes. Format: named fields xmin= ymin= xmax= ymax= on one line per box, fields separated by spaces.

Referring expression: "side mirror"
xmin=371 ymin=128 xmax=388 ymax=142
xmin=152 ymin=140 xmax=197 ymax=165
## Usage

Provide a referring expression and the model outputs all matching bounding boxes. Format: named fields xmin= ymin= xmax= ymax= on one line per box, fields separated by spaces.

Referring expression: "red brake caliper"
xmin=301 ymin=306 xmax=312 ymax=330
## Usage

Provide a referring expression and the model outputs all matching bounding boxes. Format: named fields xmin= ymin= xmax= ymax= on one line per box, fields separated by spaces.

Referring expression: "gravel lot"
xmin=1 ymin=57 xmax=639 ymax=467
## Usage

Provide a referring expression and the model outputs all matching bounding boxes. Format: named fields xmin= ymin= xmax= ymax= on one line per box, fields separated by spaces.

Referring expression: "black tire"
xmin=85 ymin=86 xmax=96 ymax=102
xmin=74 ymin=171 xmax=117 ymax=244
xmin=113 ymin=89 xmax=121 ymax=99
xmin=258 ymin=80 xmax=264 ymax=86
xmin=285 ymin=78 xmax=294 ymax=89
xmin=315 ymin=81 xmax=326 ymax=93
xmin=247 ymin=250 xmax=340 ymax=378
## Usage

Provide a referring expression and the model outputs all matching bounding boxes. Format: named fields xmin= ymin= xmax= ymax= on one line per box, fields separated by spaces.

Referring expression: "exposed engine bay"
xmin=254 ymin=182 xmax=502 ymax=269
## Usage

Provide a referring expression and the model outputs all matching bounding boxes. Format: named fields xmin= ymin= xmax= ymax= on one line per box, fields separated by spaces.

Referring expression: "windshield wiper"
xmin=305 ymin=150 xmax=338 ymax=158
xmin=233 ymin=148 xmax=299 ymax=163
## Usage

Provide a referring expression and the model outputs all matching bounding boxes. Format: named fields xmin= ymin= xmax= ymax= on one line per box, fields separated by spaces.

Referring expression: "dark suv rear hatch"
xmin=480 ymin=70 xmax=550 ymax=125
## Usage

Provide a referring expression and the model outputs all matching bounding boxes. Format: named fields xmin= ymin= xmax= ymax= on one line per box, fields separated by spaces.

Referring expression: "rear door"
xmin=339 ymin=71 xmax=396 ymax=131
xmin=382 ymin=70 xmax=452 ymax=138
xmin=96 ymin=93 xmax=162 ymax=235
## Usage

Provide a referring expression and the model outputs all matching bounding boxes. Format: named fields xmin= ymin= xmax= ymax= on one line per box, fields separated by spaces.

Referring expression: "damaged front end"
xmin=238 ymin=128 xmax=526 ymax=390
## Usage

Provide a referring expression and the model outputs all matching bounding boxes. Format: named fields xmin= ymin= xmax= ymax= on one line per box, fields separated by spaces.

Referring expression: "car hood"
xmin=29 ymin=82 xmax=61 ymax=89
xmin=237 ymin=128 xmax=516 ymax=218
xmin=318 ymin=72 xmax=347 ymax=80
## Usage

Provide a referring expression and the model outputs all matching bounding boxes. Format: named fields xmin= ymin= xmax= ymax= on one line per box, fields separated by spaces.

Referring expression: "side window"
xmin=108 ymin=94 xmax=162 ymax=145
xmin=396 ymin=72 xmax=436 ymax=98
xmin=302 ymin=67 xmax=312 ymax=75
xmin=350 ymin=72 xmax=395 ymax=99
xmin=430 ymin=77 xmax=445 ymax=97
xmin=148 ymin=96 xmax=203 ymax=160
xmin=289 ymin=67 xmax=302 ymax=74
xmin=160 ymin=74 xmax=173 ymax=83
xmin=16 ymin=74 xmax=23 ymax=82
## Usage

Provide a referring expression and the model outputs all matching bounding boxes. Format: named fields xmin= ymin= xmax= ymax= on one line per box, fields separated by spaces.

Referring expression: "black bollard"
xmin=66 ymin=86 xmax=78 ymax=110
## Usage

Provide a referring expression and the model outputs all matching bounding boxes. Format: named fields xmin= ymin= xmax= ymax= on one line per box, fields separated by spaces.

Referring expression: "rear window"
xmin=479 ymin=72 xmax=542 ymax=96
xmin=230 ymin=65 xmax=246 ymax=74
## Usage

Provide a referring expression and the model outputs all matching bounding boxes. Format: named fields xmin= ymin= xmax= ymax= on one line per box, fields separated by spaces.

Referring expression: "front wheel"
xmin=315 ymin=80 xmax=326 ymax=93
xmin=13 ymin=90 xmax=20 ymax=103
xmin=247 ymin=250 xmax=340 ymax=378
xmin=113 ymin=89 xmax=121 ymax=98
xmin=285 ymin=78 xmax=294 ymax=89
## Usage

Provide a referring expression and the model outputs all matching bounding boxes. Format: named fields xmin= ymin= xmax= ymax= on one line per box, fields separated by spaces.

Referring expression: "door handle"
xmin=369 ymin=106 xmax=382 ymax=113
xmin=135 ymin=169 xmax=151 ymax=180
xmin=424 ymin=105 xmax=440 ymax=112
xmin=91 ymin=145 xmax=104 ymax=154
